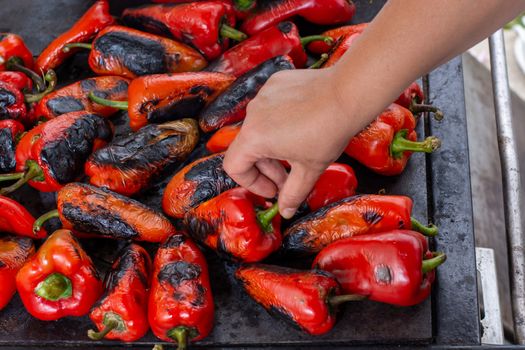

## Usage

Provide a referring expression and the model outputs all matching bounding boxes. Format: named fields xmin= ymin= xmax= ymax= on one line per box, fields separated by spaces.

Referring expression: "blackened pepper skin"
xmin=0 ymin=122 xmax=20 ymax=172
xmin=162 ymin=153 xmax=237 ymax=219
xmin=85 ymin=118 xmax=199 ymax=196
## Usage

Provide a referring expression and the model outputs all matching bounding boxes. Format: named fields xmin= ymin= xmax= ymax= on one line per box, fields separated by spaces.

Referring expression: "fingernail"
xmin=281 ymin=208 xmax=296 ymax=219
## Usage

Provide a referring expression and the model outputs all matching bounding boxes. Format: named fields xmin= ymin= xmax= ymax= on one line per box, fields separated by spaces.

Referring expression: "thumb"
xmin=278 ymin=164 xmax=324 ymax=219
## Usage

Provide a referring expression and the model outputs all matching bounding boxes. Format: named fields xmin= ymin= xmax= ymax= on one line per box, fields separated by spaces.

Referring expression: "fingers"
xmin=255 ymin=158 xmax=288 ymax=191
xmin=278 ymin=164 xmax=324 ymax=219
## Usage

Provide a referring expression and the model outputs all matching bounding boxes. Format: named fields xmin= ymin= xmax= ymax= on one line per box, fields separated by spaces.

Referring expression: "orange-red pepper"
xmin=205 ymin=122 xmax=241 ymax=153
xmin=35 ymin=0 xmax=115 ymax=73
xmin=16 ymin=229 xmax=103 ymax=321
xmin=0 ymin=71 xmax=33 ymax=92
xmin=0 ymin=119 xmax=24 ymax=173
xmin=0 ymin=195 xmax=46 ymax=239
xmin=149 ymin=234 xmax=214 ymax=349
xmin=0 ymin=235 xmax=34 ymax=310
xmin=0 ymin=81 xmax=27 ymax=122
xmin=283 ymin=194 xmax=438 ymax=255
xmin=184 ymin=187 xmax=281 ymax=262
xmin=307 ymin=23 xmax=368 ymax=54
xmin=313 ymin=230 xmax=446 ymax=306
xmin=0 ymin=33 xmax=33 ymax=71
xmin=88 ymin=244 xmax=152 ymax=342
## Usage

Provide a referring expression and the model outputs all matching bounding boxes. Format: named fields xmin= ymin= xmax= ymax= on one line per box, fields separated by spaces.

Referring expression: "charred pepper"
xmin=89 ymin=72 xmax=235 ymax=131
xmin=35 ymin=0 xmax=115 ymax=73
xmin=162 ymin=153 xmax=237 ymax=219
xmin=0 ymin=111 xmax=112 ymax=194
xmin=16 ymin=229 xmax=103 ymax=321
xmin=199 ymin=55 xmax=294 ymax=132
xmin=0 ymin=235 xmax=34 ymax=310
xmin=88 ymin=244 xmax=152 ymax=342
xmin=307 ymin=22 xmax=367 ymax=54
xmin=205 ymin=122 xmax=241 ymax=153
xmin=65 ymin=25 xmax=207 ymax=79
xmin=34 ymin=183 xmax=177 ymax=243
xmin=184 ymin=187 xmax=281 ymax=262
xmin=0 ymin=119 xmax=24 ymax=173
xmin=313 ymin=230 xmax=446 ymax=306
xmin=0 ymin=196 xmax=47 ymax=239
xmin=149 ymin=234 xmax=214 ymax=349
xmin=85 ymin=118 xmax=199 ymax=197
xmin=283 ymin=194 xmax=438 ymax=255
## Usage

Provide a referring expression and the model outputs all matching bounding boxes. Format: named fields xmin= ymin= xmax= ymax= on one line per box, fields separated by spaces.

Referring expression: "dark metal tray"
xmin=0 ymin=0 xmax=480 ymax=347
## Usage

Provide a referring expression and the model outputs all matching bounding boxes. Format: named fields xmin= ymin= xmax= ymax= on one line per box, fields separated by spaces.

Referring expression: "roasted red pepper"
xmin=0 ymin=33 xmax=33 ymax=71
xmin=206 ymin=22 xmax=329 ymax=76
xmin=200 ymin=55 xmax=294 ymax=132
xmin=344 ymin=103 xmax=441 ymax=175
xmin=163 ymin=153 xmax=237 ymax=219
xmin=88 ymin=244 xmax=152 ymax=342
xmin=307 ymin=23 xmax=367 ymax=54
xmin=35 ymin=0 xmax=115 ymax=73
xmin=394 ymin=81 xmax=444 ymax=120
xmin=184 ymin=187 xmax=281 ymax=262
xmin=283 ymin=194 xmax=438 ymax=255
xmin=0 ymin=111 xmax=112 ymax=194
xmin=313 ymin=230 xmax=446 ymax=306
xmin=0 ymin=119 xmax=24 ymax=173
xmin=236 ymin=264 xmax=364 ymax=335
xmin=0 ymin=71 xmax=33 ymax=91
xmin=33 ymin=183 xmax=177 ymax=243
xmin=149 ymin=233 xmax=214 ymax=349
xmin=241 ymin=0 xmax=355 ymax=36
xmin=0 ymin=81 xmax=27 ymax=121
xmin=16 ymin=229 xmax=103 ymax=321
xmin=122 ymin=1 xmax=247 ymax=61
xmin=0 ymin=235 xmax=34 ymax=310
xmin=89 ymin=72 xmax=234 ymax=131
xmin=33 ymin=76 xmax=130 ymax=121
xmin=306 ymin=163 xmax=357 ymax=212
xmin=206 ymin=122 xmax=241 ymax=153
xmin=0 ymin=195 xmax=46 ymax=239
xmin=86 ymin=119 xmax=199 ymax=197
xmin=65 ymin=25 xmax=207 ymax=79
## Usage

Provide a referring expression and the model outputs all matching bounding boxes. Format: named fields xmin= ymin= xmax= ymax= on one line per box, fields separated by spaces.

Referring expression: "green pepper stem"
xmin=308 ymin=53 xmax=329 ymax=69
xmin=233 ymin=0 xmax=255 ymax=11
xmin=0 ymin=172 xmax=24 ymax=182
xmin=25 ymin=70 xmax=57 ymax=103
xmin=87 ymin=319 xmax=118 ymax=340
xmin=256 ymin=202 xmax=280 ymax=233
xmin=152 ymin=345 xmax=165 ymax=350
xmin=6 ymin=56 xmax=46 ymax=92
xmin=422 ymin=252 xmax=447 ymax=273
xmin=0 ymin=160 xmax=44 ymax=195
xmin=329 ymin=294 xmax=367 ymax=307
xmin=34 ymin=272 xmax=73 ymax=301
xmin=300 ymin=35 xmax=334 ymax=47
xmin=62 ymin=42 xmax=93 ymax=53
xmin=220 ymin=24 xmax=248 ymax=42
xmin=410 ymin=101 xmax=444 ymax=121
xmin=390 ymin=130 xmax=441 ymax=158
xmin=33 ymin=209 xmax=59 ymax=234
xmin=168 ymin=327 xmax=188 ymax=350
xmin=410 ymin=217 xmax=439 ymax=237
xmin=88 ymin=91 xmax=128 ymax=110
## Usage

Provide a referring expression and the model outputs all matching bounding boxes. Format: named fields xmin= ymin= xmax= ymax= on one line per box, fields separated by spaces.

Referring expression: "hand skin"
xmin=224 ymin=0 xmax=525 ymax=219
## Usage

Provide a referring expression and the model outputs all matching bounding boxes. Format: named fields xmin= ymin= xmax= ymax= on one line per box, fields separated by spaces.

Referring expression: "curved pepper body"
xmin=206 ymin=122 xmax=241 ymax=153
xmin=57 ymin=183 xmax=176 ymax=242
xmin=184 ymin=187 xmax=281 ymax=262
xmin=283 ymin=194 xmax=414 ymax=255
xmin=89 ymin=25 xmax=207 ymax=79
xmin=127 ymin=72 xmax=234 ymax=131
xmin=313 ymin=230 xmax=436 ymax=306
xmin=0 ymin=235 xmax=34 ymax=310
xmin=35 ymin=0 xmax=115 ymax=73
xmin=15 ymin=229 xmax=103 ymax=321
xmin=0 ymin=195 xmax=46 ymax=239
xmin=122 ymin=1 xmax=236 ymax=61
xmin=395 ymin=81 xmax=425 ymax=108
xmin=149 ymin=234 xmax=214 ymax=344
xmin=200 ymin=55 xmax=294 ymax=132
xmin=162 ymin=153 xmax=237 ymax=219
xmin=86 ymin=118 xmax=199 ymax=196
xmin=323 ymin=32 xmax=362 ymax=68
xmin=0 ymin=71 xmax=33 ymax=91
xmin=0 ymin=33 xmax=33 ymax=71
xmin=206 ymin=22 xmax=306 ymax=77
xmin=89 ymin=244 xmax=152 ymax=341
xmin=0 ymin=81 xmax=26 ymax=121
xmin=0 ymin=119 xmax=24 ymax=173
xmin=34 ymin=76 xmax=130 ymax=120
xmin=307 ymin=23 xmax=367 ymax=54
xmin=235 ymin=264 xmax=340 ymax=335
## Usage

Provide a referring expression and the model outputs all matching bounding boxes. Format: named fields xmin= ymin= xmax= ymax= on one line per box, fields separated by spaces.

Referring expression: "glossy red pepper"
xmin=306 ymin=163 xmax=357 ymax=212
xmin=313 ymin=230 xmax=446 ymax=306
xmin=0 ymin=195 xmax=46 ymax=239
xmin=344 ymin=103 xmax=441 ymax=175
xmin=88 ymin=244 xmax=152 ymax=342
xmin=307 ymin=23 xmax=368 ymax=54
xmin=0 ymin=119 xmax=24 ymax=173
xmin=0 ymin=111 xmax=112 ymax=194
xmin=283 ymin=194 xmax=438 ymax=255
xmin=184 ymin=187 xmax=281 ymax=262
xmin=236 ymin=264 xmax=363 ymax=335
xmin=241 ymin=0 xmax=355 ymax=36
xmin=0 ymin=33 xmax=33 ymax=71
xmin=16 ymin=229 xmax=103 ymax=321
xmin=0 ymin=235 xmax=34 ymax=310
xmin=122 ymin=1 xmax=246 ymax=61
xmin=205 ymin=122 xmax=241 ymax=153
xmin=0 ymin=81 xmax=27 ymax=121
xmin=149 ymin=234 xmax=214 ymax=349
xmin=0 ymin=71 xmax=33 ymax=91
xmin=35 ymin=0 xmax=115 ymax=73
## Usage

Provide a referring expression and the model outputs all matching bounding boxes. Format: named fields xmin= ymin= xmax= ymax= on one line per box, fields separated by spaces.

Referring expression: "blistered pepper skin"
xmin=0 ymin=119 xmax=24 ymax=173
xmin=0 ymin=81 xmax=26 ymax=122
xmin=307 ymin=23 xmax=367 ymax=54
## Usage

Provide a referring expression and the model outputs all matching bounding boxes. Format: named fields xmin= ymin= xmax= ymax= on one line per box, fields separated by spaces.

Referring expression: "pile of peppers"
xmin=0 ymin=0 xmax=453 ymax=348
